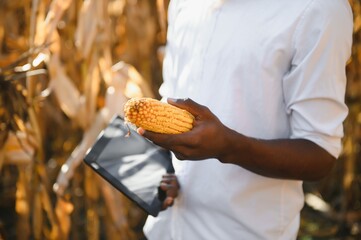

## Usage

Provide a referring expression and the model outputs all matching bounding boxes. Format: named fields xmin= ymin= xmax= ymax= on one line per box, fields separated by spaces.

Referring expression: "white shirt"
xmin=144 ymin=0 xmax=353 ymax=239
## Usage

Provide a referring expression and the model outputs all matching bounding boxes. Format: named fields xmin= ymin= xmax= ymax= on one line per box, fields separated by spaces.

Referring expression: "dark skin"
xmin=159 ymin=173 xmax=179 ymax=210
xmin=138 ymin=98 xmax=336 ymax=209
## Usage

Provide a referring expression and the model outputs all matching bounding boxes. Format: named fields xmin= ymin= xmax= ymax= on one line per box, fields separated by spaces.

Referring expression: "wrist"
xmin=217 ymin=127 xmax=250 ymax=165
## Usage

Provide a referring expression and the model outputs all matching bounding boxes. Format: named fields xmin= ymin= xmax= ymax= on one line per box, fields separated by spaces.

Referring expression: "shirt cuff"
xmin=290 ymin=128 xmax=342 ymax=158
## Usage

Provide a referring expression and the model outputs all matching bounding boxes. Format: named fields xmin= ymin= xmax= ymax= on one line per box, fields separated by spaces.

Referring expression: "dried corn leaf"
xmin=54 ymin=61 xmax=148 ymax=196
xmin=102 ymin=82 xmax=128 ymax=118
xmin=54 ymin=111 xmax=108 ymax=196
xmin=85 ymin=167 xmax=100 ymax=240
xmin=33 ymin=0 xmax=47 ymax=48
xmin=0 ymin=1 xmax=174 ymax=240
xmin=15 ymin=167 xmax=31 ymax=240
xmin=48 ymin=29 xmax=62 ymax=55
xmin=40 ymin=184 xmax=59 ymax=240
xmin=86 ymin=208 xmax=100 ymax=240
xmin=0 ymin=52 xmax=20 ymax=69
xmin=83 ymin=53 xmax=101 ymax=127
xmin=33 ymin=188 xmax=43 ymax=240
xmin=27 ymin=106 xmax=44 ymax=161
xmin=0 ymin=128 xmax=9 ymax=153
xmin=98 ymin=51 xmax=113 ymax=86
xmin=13 ymin=115 xmax=27 ymax=133
xmin=98 ymin=176 xmax=134 ymax=239
xmin=0 ymin=80 xmax=28 ymax=133
xmin=0 ymin=7 xmax=5 ymax=56
xmin=5 ymin=35 xmax=28 ymax=53
xmin=98 ymin=177 xmax=128 ymax=230
xmin=0 ymin=148 xmax=4 ymax=173
xmin=156 ymin=0 xmax=167 ymax=41
xmin=55 ymin=198 xmax=74 ymax=239
xmin=75 ymin=0 xmax=99 ymax=59
xmin=48 ymin=55 xmax=81 ymax=118
xmin=73 ymin=95 xmax=88 ymax=130
xmin=4 ymin=131 xmax=34 ymax=165
xmin=29 ymin=0 xmax=40 ymax=51
xmin=108 ymin=0 xmax=126 ymax=17
xmin=34 ymin=0 xmax=73 ymax=47
xmin=45 ymin=0 xmax=73 ymax=27
xmin=112 ymin=61 xmax=154 ymax=99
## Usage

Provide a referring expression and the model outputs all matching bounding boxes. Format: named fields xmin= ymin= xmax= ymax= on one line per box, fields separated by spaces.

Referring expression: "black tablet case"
xmin=84 ymin=115 xmax=174 ymax=216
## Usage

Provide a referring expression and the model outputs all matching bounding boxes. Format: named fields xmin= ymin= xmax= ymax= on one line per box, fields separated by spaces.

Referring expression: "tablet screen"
xmin=84 ymin=115 xmax=173 ymax=216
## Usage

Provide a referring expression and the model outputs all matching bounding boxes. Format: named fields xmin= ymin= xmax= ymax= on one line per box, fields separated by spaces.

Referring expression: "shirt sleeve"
xmin=283 ymin=0 xmax=353 ymax=158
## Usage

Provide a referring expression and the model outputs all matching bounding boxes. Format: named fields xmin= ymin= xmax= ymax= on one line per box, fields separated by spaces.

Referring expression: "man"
xmin=141 ymin=0 xmax=353 ymax=239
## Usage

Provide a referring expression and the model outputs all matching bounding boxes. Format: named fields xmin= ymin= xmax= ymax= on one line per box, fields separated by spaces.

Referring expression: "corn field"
xmin=0 ymin=0 xmax=360 ymax=239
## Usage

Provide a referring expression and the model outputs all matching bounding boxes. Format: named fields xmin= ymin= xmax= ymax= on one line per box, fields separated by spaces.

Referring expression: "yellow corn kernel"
xmin=124 ymin=97 xmax=194 ymax=134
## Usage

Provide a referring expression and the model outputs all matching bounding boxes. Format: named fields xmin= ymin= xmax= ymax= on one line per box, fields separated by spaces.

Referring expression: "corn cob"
xmin=124 ymin=97 xmax=194 ymax=134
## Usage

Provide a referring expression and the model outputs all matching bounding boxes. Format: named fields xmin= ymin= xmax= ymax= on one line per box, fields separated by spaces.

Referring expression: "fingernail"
xmin=167 ymin=98 xmax=177 ymax=103
xmin=166 ymin=198 xmax=174 ymax=205
xmin=137 ymin=128 xmax=145 ymax=135
xmin=160 ymin=183 xmax=167 ymax=190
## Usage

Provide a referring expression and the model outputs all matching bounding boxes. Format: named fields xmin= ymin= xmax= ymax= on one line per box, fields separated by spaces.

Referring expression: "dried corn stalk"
xmin=54 ymin=198 xmax=74 ymax=239
xmin=2 ymin=132 xmax=35 ymax=166
xmin=75 ymin=0 xmax=108 ymax=59
xmin=48 ymin=55 xmax=81 ymax=119
xmin=34 ymin=0 xmax=73 ymax=47
xmin=53 ymin=60 xmax=153 ymax=240
xmin=1 ymin=0 xmax=168 ymax=239
xmin=15 ymin=167 xmax=31 ymax=240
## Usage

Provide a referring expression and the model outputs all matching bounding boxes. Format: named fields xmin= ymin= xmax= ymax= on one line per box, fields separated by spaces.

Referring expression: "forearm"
xmin=219 ymin=127 xmax=336 ymax=181
xmin=139 ymin=98 xmax=337 ymax=181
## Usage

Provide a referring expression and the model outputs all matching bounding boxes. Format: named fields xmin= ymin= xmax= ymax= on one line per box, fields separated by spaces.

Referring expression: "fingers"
xmin=137 ymin=127 xmax=145 ymax=135
xmin=160 ymin=174 xmax=179 ymax=198
xmin=160 ymin=174 xmax=179 ymax=210
xmin=138 ymin=127 xmax=173 ymax=148
xmin=167 ymin=98 xmax=208 ymax=118
xmin=138 ymin=127 xmax=194 ymax=150
xmin=137 ymin=127 xmax=164 ymax=143
xmin=138 ymin=128 xmax=163 ymax=141
xmin=161 ymin=173 xmax=178 ymax=181
xmin=138 ymin=131 xmax=201 ymax=160
xmin=162 ymin=196 xmax=174 ymax=210
xmin=161 ymin=174 xmax=179 ymax=187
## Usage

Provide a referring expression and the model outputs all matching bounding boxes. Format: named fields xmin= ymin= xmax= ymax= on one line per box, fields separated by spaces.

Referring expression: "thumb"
xmin=162 ymin=196 xmax=174 ymax=210
xmin=167 ymin=98 xmax=206 ymax=117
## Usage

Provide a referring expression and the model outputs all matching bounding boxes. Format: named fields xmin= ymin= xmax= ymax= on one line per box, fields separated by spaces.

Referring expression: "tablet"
xmin=84 ymin=115 xmax=174 ymax=217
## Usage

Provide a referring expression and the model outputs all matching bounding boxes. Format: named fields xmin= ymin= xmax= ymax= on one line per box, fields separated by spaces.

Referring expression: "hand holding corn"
xmin=131 ymin=98 xmax=230 ymax=161
xmin=124 ymin=97 xmax=195 ymax=134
